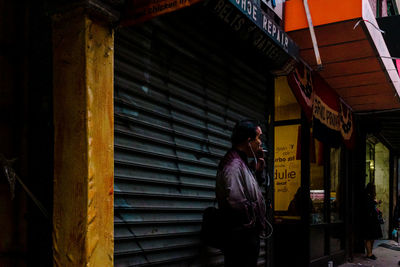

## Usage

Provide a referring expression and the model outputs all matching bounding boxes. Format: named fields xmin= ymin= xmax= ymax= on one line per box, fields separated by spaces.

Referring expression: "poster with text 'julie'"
xmin=274 ymin=125 xmax=301 ymax=211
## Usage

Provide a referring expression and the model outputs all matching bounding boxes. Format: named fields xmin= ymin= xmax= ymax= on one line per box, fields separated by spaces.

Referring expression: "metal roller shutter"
xmin=114 ymin=8 xmax=271 ymax=267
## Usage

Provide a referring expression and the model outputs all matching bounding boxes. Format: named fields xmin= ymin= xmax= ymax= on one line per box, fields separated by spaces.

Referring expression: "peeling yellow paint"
xmin=52 ymin=9 xmax=114 ymax=267
xmin=87 ymin=234 xmax=99 ymax=260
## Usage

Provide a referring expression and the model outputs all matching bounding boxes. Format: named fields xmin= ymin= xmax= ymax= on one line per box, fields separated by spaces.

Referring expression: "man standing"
xmin=216 ymin=119 xmax=267 ymax=267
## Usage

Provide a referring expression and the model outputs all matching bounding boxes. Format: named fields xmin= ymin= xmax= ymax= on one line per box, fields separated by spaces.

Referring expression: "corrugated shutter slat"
xmin=115 ymin=9 xmax=270 ymax=266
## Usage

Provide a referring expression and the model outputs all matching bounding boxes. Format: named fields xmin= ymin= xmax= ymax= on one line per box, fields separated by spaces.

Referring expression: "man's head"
xmin=231 ymin=119 xmax=263 ymax=157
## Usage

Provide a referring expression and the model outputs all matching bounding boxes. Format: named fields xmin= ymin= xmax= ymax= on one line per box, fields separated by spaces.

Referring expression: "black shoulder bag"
xmin=201 ymin=171 xmax=255 ymax=249
xmin=200 ymin=204 xmax=226 ymax=249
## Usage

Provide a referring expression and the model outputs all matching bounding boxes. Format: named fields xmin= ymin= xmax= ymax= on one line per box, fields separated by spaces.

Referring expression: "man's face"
xmin=249 ymin=126 xmax=263 ymax=154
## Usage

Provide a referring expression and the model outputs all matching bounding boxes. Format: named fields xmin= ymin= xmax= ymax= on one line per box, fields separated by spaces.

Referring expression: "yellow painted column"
xmin=52 ymin=8 xmax=114 ymax=266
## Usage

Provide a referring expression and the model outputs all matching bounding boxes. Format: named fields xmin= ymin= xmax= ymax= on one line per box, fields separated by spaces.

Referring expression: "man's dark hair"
xmin=231 ymin=119 xmax=260 ymax=146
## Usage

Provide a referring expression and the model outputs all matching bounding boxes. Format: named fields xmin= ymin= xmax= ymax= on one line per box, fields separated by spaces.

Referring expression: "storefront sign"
xmin=205 ymin=0 xmax=299 ymax=72
xmin=123 ymin=0 xmax=298 ymax=73
xmin=312 ymin=74 xmax=342 ymax=147
xmin=287 ymin=65 xmax=355 ymax=148
xmin=227 ymin=0 xmax=297 ymax=55
xmin=123 ymin=0 xmax=203 ymax=25
xmin=313 ymin=95 xmax=340 ymax=132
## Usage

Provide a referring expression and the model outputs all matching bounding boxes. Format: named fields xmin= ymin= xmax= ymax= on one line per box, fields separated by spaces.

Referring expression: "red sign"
xmin=339 ymin=99 xmax=355 ymax=149
xmin=288 ymin=65 xmax=355 ymax=149
xmin=287 ymin=63 xmax=313 ymax=121
xmin=122 ymin=0 xmax=203 ymax=26
xmin=312 ymin=73 xmax=342 ymax=147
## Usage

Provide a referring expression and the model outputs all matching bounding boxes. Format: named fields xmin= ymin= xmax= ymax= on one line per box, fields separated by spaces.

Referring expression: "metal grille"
xmin=114 ymin=8 xmax=270 ymax=266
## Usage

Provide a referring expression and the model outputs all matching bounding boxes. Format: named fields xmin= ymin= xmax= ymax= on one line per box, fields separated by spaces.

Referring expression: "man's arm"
xmin=218 ymin=161 xmax=256 ymax=226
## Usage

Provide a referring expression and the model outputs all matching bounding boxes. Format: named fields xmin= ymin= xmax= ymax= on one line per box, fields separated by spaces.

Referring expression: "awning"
xmin=357 ymin=16 xmax=400 ymax=154
xmin=284 ymin=0 xmax=400 ymax=112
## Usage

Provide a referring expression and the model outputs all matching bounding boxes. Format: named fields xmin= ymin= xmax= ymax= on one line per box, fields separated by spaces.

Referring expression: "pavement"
xmin=339 ymin=240 xmax=400 ymax=267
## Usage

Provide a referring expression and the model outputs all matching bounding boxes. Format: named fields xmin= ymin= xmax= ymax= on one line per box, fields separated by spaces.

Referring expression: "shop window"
xmin=310 ymin=138 xmax=325 ymax=225
xmin=274 ymin=77 xmax=301 ymax=121
xmin=330 ymin=147 xmax=344 ymax=252
xmin=274 ymin=124 xmax=302 ymax=219
xmin=330 ymin=147 xmax=343 ymax=223
xmin=366 ymin=140 xmax=375 ymax=185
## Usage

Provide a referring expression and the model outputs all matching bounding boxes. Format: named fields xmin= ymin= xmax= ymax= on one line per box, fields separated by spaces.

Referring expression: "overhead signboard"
xmin=205 ymin=0 xmax=299 ymax=74
xmin=227 ymin=0 xmax=297 ymax=55
xmin=122 ymin=0 xmax=203 ymax=25
xmin=122 ymin=0 xmax=298 ymax=74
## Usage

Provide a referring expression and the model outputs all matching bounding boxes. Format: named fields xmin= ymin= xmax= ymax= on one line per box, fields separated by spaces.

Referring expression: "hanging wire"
xmin=0 ymin=154 xmax=16 ymax=199
xmin=0 ymin=154 xmax=49 ymax=220
xmin=353 ymin=19 xmax=386 ymax=34
xmin=381 ymin=55 xmax=400 ymax=60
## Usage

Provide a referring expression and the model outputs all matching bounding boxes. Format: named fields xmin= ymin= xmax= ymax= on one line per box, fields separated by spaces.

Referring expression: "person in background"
xmin=394 ymin=195 xmax=400 ymax=266
xmin=215 ymin=119 xmax=267 ymax=267
xmin=394 ymin=195 xmax=400 ymax=231
xmin=361 ymin=182 xmax=382 ymax=260
xmin=287 ymin=187 xmax=313 ymax=217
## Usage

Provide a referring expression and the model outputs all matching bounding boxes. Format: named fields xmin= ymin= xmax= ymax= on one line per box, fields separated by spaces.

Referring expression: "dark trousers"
xmin=223 ymin=228 xmax=260 ymax=267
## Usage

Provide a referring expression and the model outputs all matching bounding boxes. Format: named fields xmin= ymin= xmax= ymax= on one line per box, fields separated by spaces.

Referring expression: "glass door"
xmin=273 ymin=77 xmax=308 ymax=267
xmin=309 ymin=137 xmax=326 ymax=260
xmin=309 ymin=137 xmax=345 ymax=262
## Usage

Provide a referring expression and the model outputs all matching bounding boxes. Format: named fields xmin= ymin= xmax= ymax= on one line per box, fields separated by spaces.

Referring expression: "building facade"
xmin=1 ymin=0 xmax=400 ymax=267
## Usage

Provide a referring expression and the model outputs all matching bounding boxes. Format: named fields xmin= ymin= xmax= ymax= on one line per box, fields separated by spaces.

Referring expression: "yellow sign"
xmin=123 ymin=0 xmax=204 ymax=26
xmin=274 ymin=125 xmax=301 ymax=211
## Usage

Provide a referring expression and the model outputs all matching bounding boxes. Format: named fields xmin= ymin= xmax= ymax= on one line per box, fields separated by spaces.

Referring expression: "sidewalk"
xmin=339 ymin=240 xmax=400 ymax=267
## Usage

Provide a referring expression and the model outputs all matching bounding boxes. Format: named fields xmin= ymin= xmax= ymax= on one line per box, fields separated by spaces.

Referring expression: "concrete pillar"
xmin=375 ymin=142 xmax=389 ymax=238
xmin=52 ymin=8 xmax=114 ymax=266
